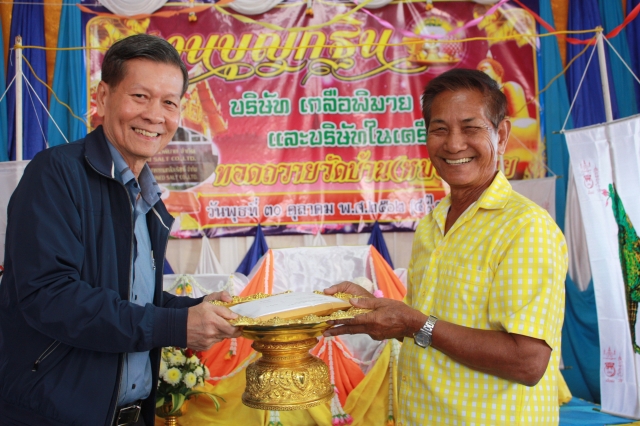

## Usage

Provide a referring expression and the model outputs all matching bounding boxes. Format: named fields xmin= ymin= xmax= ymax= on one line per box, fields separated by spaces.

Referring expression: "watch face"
xmin=415 ymin=331 xmax=430 ymax=348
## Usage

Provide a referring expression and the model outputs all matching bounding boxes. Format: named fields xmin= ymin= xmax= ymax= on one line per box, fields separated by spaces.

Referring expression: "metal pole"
xmin=15 ymin=36 xmax=23 ymax=162
xmin=596 ymin=28 xmax=614 ymax=123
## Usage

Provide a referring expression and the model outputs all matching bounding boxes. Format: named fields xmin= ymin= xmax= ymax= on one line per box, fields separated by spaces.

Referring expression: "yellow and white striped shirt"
xmin=398 ymin=172 xmax=567 ymax=426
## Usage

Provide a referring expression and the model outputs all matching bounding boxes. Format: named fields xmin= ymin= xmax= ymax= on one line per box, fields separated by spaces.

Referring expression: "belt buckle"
xmin=116 ymin=403 xmax=141 ymax=426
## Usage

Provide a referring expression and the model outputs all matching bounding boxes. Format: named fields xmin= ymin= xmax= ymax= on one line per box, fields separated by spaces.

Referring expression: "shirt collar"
xmin=106 ymin=140 xmax=161 ymax=207
xmin=432 ymin=171 xmax=511 ymax=233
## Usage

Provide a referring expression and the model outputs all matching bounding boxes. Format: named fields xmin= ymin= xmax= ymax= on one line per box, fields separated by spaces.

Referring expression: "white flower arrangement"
xmin=156 ymin=346 xmax=222 ymax=417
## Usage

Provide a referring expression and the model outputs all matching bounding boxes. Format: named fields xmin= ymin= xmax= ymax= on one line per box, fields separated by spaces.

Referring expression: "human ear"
xmin=496 ymin=119 xmax=511 ymax=155
xmin=95 ymin=81 xmax=109 ymax=118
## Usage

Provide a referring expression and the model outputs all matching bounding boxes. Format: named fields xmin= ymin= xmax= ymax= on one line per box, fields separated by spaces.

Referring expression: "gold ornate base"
xmin=163 ymin=416 xmax=178 ymax=426
xmin=242 ymin=324 xmax=334 ymax=411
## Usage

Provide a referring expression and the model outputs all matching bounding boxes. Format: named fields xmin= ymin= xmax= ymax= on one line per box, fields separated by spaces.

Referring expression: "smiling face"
xmin=96 ymin=58 xmax=184 ymax=177
xmin=427 ymin=89 xmax=510 ymax=195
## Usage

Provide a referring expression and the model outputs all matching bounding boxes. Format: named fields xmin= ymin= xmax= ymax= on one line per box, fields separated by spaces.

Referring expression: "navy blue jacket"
xmin=0 ymin=127 xmax=201 ymax=425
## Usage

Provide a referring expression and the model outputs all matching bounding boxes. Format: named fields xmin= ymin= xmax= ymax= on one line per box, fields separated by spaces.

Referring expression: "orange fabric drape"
xmin=200 ymin=251 xmax=273 ymax=379
xmin=44 ymin=1 xmax=63 ymax=89
xmin=1 ymin=1 xmax=13 ymax=72
xmin=551 ymin=0 xmax=569 ymax=65
xmin=311 ymin=337 xmax=365 ymax=407
xmin=369 ymin=246 xmax=407 ymax=301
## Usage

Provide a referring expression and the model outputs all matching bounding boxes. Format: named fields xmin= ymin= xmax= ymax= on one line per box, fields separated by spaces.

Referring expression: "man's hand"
xmin=323 ymin=297 xmax=427 ymax=341
xmin=186 ymin=302 xmax=241 ymax=351
xmin=323 ymin=281 xmax=375 ymax=298
xmin=203 ymin=291 xmax=233 ymax=304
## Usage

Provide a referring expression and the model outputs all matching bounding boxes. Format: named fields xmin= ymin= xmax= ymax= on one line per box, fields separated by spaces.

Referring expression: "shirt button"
xmin=402 ymin=375 xmax=407 ymax=382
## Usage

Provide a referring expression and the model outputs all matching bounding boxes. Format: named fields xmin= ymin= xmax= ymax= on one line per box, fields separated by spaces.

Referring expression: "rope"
xmin=561 ymin=35 xmax=599 ymax=133
xmin=16 ymin=29 xmax=601 ymax=54
xmin=602 ymin=35 xmax=640 ymax=87
xmin=21 ymin=56 xmax=89 ymax=129
xmin=21 ymin=72 xmax=70 ymax=144
xmin=23 ymin=76 xmax=48 ymax=145
xmin=0 ymin=74 xmax=16 ymax=104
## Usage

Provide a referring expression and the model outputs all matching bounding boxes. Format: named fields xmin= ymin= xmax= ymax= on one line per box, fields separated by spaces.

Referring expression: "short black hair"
xmin=101 ymin=34 xmax=189 ymax=96
xmin=421 ymin=68 xmax=507 ymax=129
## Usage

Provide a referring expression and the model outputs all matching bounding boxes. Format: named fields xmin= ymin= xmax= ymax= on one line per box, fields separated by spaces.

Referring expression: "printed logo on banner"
xmin=603 ymin=347 xmax=624 ymax=383
xmin=579 ymin=160 xmax=596 ymax=195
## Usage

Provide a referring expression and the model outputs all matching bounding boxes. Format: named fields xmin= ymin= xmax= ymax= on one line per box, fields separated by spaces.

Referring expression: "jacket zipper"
xmin=86 ymin=157 xmax=133 ymax=426
xmin=32 ymin=340 xmax=61 ymax=372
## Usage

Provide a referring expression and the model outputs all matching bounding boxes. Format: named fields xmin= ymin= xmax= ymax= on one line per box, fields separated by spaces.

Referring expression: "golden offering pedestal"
xmin=214 ymin=291 xmax=369 ymax=411
xmin=241 ymin=323 xmax=333 ymax=411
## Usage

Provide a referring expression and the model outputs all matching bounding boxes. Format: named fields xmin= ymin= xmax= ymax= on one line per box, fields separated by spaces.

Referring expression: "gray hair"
xmin=101 ymin=34 xmax=189 ymax=96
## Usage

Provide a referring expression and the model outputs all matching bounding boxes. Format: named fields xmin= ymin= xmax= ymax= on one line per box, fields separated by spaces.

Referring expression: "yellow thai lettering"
xmin=329 ymin=28 xmax=360 ymax=59
xmin=359 ymin=29 xmax=393 ymax=63
xmin=294 ymin=31 xmax=326 ymax=61
xmin=267 ymin=32 xmax=298 ymax=61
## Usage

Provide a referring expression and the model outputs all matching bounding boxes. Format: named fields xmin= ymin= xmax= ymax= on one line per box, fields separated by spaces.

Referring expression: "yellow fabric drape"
xmin=0 ymin=1 xmax=61 ymax=101
xmin=44 ymin=1 xmax=62 ymax=89
xmin=156 ymin=342 xmax=397 ymax=426
xmin=558 ymin=369 xmax=573 ymax=405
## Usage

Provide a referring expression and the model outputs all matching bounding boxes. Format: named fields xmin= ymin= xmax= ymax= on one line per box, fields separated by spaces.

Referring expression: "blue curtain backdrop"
xmin=236 ymin=225 xmax=269 ymax=276
xmin=48 ymin=0 xmax=87 ymax=147
xmin=561 ymin=277 xmax=601 ymax=403
xmin=539 ymin=1 xmax=600 ymax=402
xmin=566 ymin=0 xmax=619 ymax=127
xmin=6 ymin=0 xmax=48 ymax=160
xmin=163 ymin=259 xmax=174 ymax=275
xmin=0 ymin=19 xmax=8 ymax=162
xmin=367 ymin=221 xmax=394 ymax=269
xmin=598 ymin=0 xmax=638 ymax=118
xmin=539 ymin=0 xmax=572 ymax=232
xmin=627 ymin=0 xmax=640 ymax=104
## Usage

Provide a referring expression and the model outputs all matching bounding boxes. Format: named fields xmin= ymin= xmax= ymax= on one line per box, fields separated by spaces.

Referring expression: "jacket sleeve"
xmin=5 ymin=149 xmax=192 ymax=353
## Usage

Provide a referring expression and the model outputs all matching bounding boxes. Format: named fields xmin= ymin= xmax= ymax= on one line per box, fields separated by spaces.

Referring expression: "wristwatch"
xmin=413 ymin=315 xmax=438 ymax=348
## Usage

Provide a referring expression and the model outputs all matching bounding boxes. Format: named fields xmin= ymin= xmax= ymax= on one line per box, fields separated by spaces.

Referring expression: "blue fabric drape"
xmin=367 ymin=221 xmax=394 ymax=269
xmin=566 ymin=0 xmax=619 ymax=127
xmin=561 ymin=277 xmax=601 ymax=403
xmin=541 ymin=0 xmax=600 ymax=403
xmin=539 ymin=0 xmax=572 ymax=231
xmin=627 ymin=0 xmax=640 ymax=104
xmin=48 ymin=0 xmax=87 ymax=147
xmin=6 ymin=0 xmax=48 ymax=160
xmin=163 ymin=258 xmax=174 ymax=275
xmin=0 ymin=19 xmax=8 ymax=162
xmin=236 ymin=224 xmax=269 ymax=276
xmin=598 ymin=0 xmax=638 ymax=118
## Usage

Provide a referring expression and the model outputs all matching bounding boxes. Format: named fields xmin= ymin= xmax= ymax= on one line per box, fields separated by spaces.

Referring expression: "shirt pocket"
xmin=433 ymin=261 xmax=492 ymax=328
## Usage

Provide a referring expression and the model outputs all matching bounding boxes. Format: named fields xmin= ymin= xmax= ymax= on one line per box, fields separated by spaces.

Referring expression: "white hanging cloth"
xmin=195 ymin=235 xmax=225 ymax=275
xmin=0 ymin=161 xmax=29 ymax=265
xmin=565 ymin=122 xmax=640 ymax=420
xmin=564 ymin=171 xmax=592 ymax=291
xmin=99 ymin=0 xmax=167 ymax=16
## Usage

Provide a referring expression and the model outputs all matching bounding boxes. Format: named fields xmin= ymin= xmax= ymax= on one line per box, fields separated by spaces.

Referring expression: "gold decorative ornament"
xmin=213 ymin=292 xmax=370 ymax=410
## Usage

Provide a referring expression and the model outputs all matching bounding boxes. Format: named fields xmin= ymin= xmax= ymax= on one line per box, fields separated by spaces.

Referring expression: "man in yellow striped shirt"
xmin=325 ymin=68 xmax=567 ymax=425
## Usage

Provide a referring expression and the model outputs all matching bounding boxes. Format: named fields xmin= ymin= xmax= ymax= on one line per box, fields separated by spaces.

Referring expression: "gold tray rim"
xmin=210 ymin=291 xmax=369 ymax=327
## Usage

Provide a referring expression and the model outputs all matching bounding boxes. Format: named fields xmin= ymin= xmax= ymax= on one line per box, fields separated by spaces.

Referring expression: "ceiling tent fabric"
xmin=227 ymin=0 xmax=285 ymax=15
xmin=99 ymin=0 xmax=167 ymax=16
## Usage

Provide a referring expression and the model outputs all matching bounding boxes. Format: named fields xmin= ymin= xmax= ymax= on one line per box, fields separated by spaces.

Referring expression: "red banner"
xmin=86 ymin=1 xmax=541 ymax=237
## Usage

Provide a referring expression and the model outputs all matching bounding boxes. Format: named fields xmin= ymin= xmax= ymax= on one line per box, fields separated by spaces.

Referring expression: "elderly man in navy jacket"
xmin=0 ymin=34 xmax=240 ymax=426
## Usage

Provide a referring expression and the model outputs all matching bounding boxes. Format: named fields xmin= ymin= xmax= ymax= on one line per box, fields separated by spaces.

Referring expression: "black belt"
xmin=114 ymin=401 xmax=142 ymax=426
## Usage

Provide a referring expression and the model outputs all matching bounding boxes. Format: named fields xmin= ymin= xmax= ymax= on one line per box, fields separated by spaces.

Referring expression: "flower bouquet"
xmin=156 ymin=347 xmax=224 ymax=418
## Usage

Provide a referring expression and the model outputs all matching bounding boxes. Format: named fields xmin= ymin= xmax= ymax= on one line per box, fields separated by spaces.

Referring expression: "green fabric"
xmin=610 ymin=184 xmax=640 ymax=353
